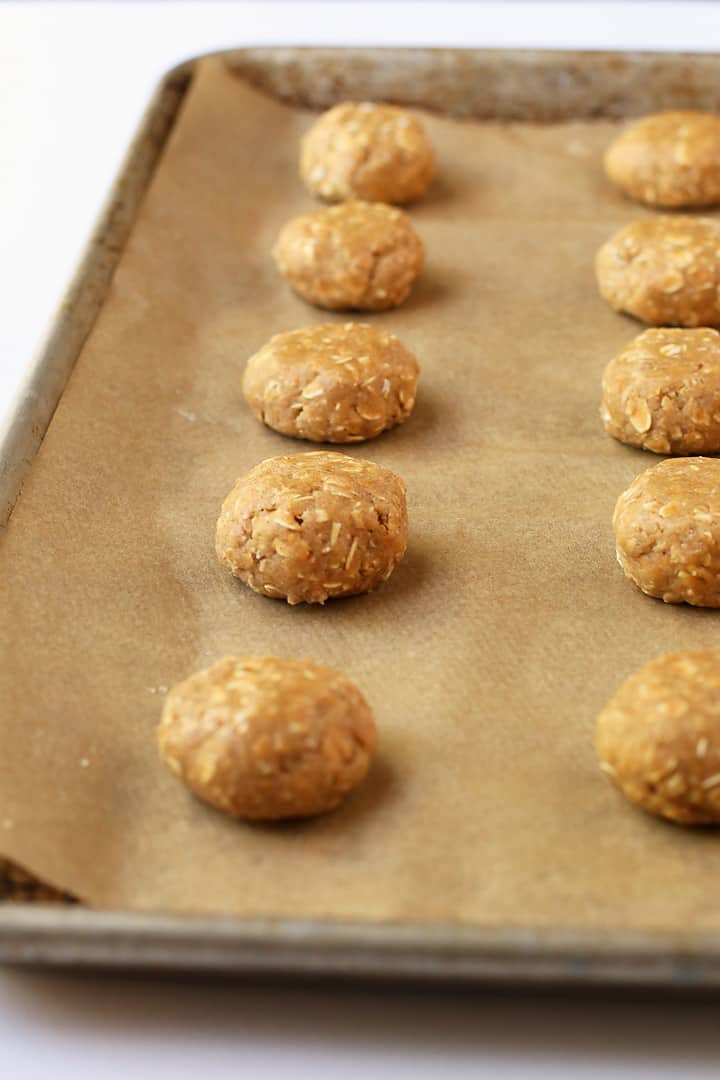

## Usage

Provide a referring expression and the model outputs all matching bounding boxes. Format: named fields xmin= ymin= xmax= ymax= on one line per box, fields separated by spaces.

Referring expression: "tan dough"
xmin=605 ymin=111 xmax=720 ymax=208
xmin=596 ymin=651 xmax=720 ymax=825
xmin=613 ymin=457 xmax=720 ymax=606
xmin=595 ymin=216 xmax=720 ymax=327
xmin=272 ymin=201 xmax=424 ymax=311
xmin=601 ymin=327 xmax=720 ymax=454
xmin=300 ymin=101 xmax=435 ymax=204
xmin=215 ymin=451 xmax=408 ymax=604
xmin=158 ymin=655 xmax=377 ymax=820
xmin=242 ymin=322 xmax=420 ymax=443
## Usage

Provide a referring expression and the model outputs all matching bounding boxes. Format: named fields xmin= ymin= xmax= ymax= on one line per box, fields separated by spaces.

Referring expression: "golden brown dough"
xmin=158 ymin=655 xmax=377 ymax=820
xmin=595 ymin=216 xmax=720 ymax=327
xmin=242 ymin=322 xmax=420 ymax=443
xmin=605 ymin=111 xmax=720 ymax=208
xmin=601 ymin=327 xmax=720 ymax=454
xmin=613 ymin=457 xmax=720 ymax=606
xmin=272 ymin=201 xmax=424 ymax=311
xmin=215 ymin=451 xmax=408 ymax=604
xmin=300 ymin=101 xmax=435 ymax=204
xmin=596 ymin=650 xmax=720 ymax=825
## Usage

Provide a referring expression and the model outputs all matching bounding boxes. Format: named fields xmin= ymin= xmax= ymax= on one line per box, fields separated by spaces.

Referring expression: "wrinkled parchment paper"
xmin=2 ymin=57 xmax=720 ymax=928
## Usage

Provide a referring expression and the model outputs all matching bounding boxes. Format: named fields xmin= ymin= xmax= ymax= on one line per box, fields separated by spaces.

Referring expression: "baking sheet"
xmin=2 ymin=56 xmax=720 ymax=931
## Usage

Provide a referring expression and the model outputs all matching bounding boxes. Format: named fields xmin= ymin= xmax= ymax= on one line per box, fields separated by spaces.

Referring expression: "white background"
xmin=3 ymin=2 xmax=720 ymax=1076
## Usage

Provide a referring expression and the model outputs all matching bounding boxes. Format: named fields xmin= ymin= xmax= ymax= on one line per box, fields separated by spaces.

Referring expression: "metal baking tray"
xmin=4 ymin=47 xmax=720 ymax=987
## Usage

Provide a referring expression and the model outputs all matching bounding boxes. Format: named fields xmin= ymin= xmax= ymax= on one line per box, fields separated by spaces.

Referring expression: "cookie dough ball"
xmin=596 ymin=651 xmax=720 ymax=825
xmin=613 ymin=457 xmax=720 ymax=606
xmin=595 ymin=217 xmax=720 ymax=327
xmin=215 ymin=451 xmax=408 ymax=604
xmin=158 ymin=656 xmax=377 ymax=820
xmin=242 ymin=322 xmax=420 ymax=443
xmin=605 ymin=112 xmax=720 ymax=208
xmin=300 ymin=102 xmax=435 ymax=205
xmin=601 ymin=327 xmax=720 ymax=454
xmin=272 ymin=201 xmax=424 ymax=311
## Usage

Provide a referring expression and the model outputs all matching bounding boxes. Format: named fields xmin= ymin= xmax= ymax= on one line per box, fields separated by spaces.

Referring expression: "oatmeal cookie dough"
xmin=215 ymin=451 xmax=408 ymax=604
xmin=605 ymin=111 xmax=720 ymax=208
xmin=242 ymin=322 xmax=420 ymax=443
xmin=272 ymin=201 xmax=424 ymax=311
xmin=158 ymin=655 xmax=377 ymax=820
xmin=601 ymin=327 xmax=720 ymax=454
xmin=300 ymin=102 xmax=436 ymax=205
xmin=595 ymin=216 xmax=720 ymax=327
xmin=596 ymin=651 xmax=720 ymax=825
xmin=613 ymin=457 xmax=720 ymax=606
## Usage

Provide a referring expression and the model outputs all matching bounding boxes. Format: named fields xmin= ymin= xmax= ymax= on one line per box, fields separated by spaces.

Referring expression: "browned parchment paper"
xmin=3 ymin=57 xmax=720 ymax=929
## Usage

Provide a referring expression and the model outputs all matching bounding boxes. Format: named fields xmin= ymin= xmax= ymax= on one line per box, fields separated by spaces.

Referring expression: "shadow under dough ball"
xmin=604 ymin=111 xmax=720 ymax=208
xmin=596 ymin=650 xmax=720 ymax=825
xmin=215 ymin=451 xmax=408 ymax=604
xmin=300 ymin=101 xmax=436 ymax=205
xmin=272 ymin=200 xmax=424 ymax=311
xmin=158 ymin=655 xmax=377 ymax=820
xmin=242 ymin=322 xmax=420 ymax=443
xmin=601 ymin=327 xmax=720 ymax=454
xmin=595 ymin=216 xmax=720 ymax=327
xmin=613 ymin=456 xmax=720 ymax=606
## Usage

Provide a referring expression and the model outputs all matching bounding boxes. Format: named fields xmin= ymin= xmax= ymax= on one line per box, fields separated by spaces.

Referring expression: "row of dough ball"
xmin=282 ymin=110 xmax=720 ymax=318
xmin=305 ymin=107 xmax=720 ymax=212
xmin=158 ymin=446 xmax=408 ymax=817
xmin=602 ymin=403 xmax=720 ymax=823
xmin=260 ymin=106 xmax=432 ymax=444
xmin=599 ymin=123 xmax=720 ymax=457
xmin=599 ymin=457 xmax=720 ymax=826
xmin=600 ymin=114 xmax=720 ymax=326
xmin=599 ymin=115 xmax=720 ymax=827
xmin=157 ymin=103 xmax=437 ymax=820
xmin=247 ymin=110 xmax=430 ymax=510
xmin=276 ymin=103 xmax=436 ymax=312
xmin=159 ymin=451 xmax=407 ymax=819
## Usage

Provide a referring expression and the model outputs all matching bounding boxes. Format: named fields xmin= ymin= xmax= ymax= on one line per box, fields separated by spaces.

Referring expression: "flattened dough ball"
xmin=272 ymin=201 xmax=424 ymax=311
xmin=158 ymin=656 xmax=377 ymax=820
xmin=242 ymin=322 xmax=420 ymax=443
xmin=601 ymin=327 xmax=720 ymax=454
xmin=595 ymin=216 xmax=720 ymax=327
xmin=215 ymin=451 xmax=408 ymax=604
xmin=613 ymin=457 xmax=720 ymax=606
xmin=300 ymin=101 xmax=435 ymax=204
xmin=605 ymin=111 xmax=720 ymax=208
xmin=596 ymin=651 xmax=720 ymax=825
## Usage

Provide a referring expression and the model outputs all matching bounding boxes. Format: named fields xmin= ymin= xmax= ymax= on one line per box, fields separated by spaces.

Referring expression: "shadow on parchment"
xmin=241 ymin=752 xmax=398 ymax=840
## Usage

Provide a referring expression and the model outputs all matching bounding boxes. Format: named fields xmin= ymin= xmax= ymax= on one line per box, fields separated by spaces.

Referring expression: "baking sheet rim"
xmin=4 ymin=906 xmax=720 ymax=987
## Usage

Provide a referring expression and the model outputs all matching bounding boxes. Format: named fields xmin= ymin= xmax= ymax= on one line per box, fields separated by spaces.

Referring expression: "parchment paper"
xmin=2 ymin=57 xmax=720 ymax=929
